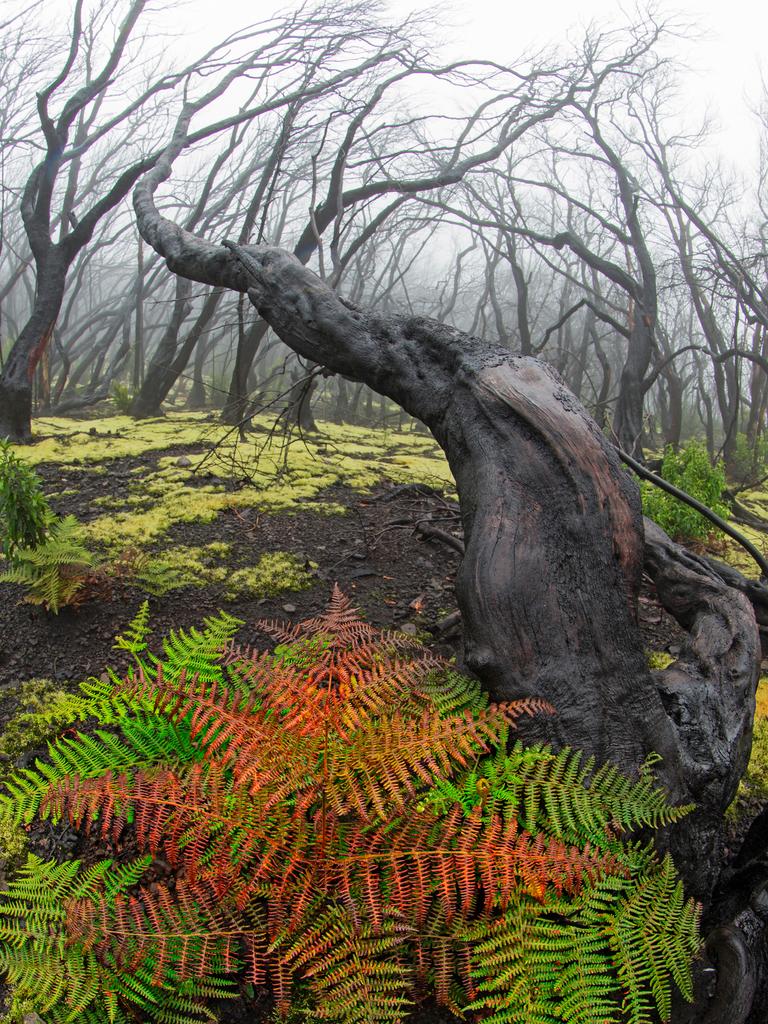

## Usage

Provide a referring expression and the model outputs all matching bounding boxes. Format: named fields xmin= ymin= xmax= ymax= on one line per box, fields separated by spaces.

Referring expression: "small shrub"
xmin=642 ymin=440 xmax=730 ymax=541
xmin=110 ymin=381 xmax=134 ymax=415
xmin=0 ymin=590 xmax=701 ymax=1024
xmin=0 ymin=439 xmax=50 ymax=562
xmin=730 ymin=432 xmax=768 ymax=488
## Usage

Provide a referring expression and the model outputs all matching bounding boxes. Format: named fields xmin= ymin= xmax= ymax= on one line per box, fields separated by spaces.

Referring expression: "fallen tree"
xmin=133 ymin=140 xmax=766 ymax=1020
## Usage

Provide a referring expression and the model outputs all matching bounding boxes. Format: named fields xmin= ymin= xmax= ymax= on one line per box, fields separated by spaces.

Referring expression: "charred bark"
xmin=283 ymin=366 xmax=318 ymax=432
xmin=220 ymin=319 xmax=268 ymax=424
xmin=0 ymin=256 xmax=67 ymax=439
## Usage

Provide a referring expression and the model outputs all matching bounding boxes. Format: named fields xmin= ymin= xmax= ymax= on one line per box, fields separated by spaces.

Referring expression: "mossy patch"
xmin=222 ymin=551 xmax=317 ymax=602
xmin=728 ymin=676 xmax=768 ymax=819
xmin=12 ymin=413 xmax=454 ymax=554
xmin=0 ymin=678 xmax=75 ymax=771
xmin=719 ymin=485 xmax=768 ymax=578
xmin=0 ymin=679 xmax=77 ymax=880
xmin=136 ymin=544 xmax=316 ymax=602
xmin=646 ymin=650 xmax=675 ymax=671
xmin=0 ymin=819 xmax=28 ymax=882
xmin=136 ymin=543 xmax=233 ymax=593
xmin=22 ymin=413 xmax=216 ymax=466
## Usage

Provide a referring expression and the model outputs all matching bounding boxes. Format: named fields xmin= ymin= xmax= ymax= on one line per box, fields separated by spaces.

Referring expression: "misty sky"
xmin=40 ymin=0 xmax=768 ymax=176
xmin=168 ymin=0 xmax=768 ymax=174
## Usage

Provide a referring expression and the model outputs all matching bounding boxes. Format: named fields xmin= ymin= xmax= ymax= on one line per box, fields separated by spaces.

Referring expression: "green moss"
xmin=0 ymin=820 xmax=28 ymax=876
xmin=646 ymin=650 xmax=675 ymax=671
xmin=721 ymin=503 xmax=768 ymax=579
xmin=12 ymin=413 xmax=455 ymax=553
xmin=129 ymin=544 xmax=314 ymax=601
xmin=223 ymin=552 xmax=317 ymax=601
xmin=205 ymin=541 xmax=231 ymax=558
xmin=0 ymin=991 xmax=37 ymax=1024
xmin=0 ymin=679 xmax=75 ymax=878
xmin=137 ymin=543 xmax=231 ymax=593
xmin=756 ymin=675 xmax=768 ymax=718
xmin=0 ymin=679 xmax=74 ymax=770
xmin=728 ymin=677 xmax=768 ymax=819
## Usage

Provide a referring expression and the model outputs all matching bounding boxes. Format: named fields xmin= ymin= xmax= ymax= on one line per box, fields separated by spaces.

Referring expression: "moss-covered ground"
xmin=0 ymin=411 xmax=466 ymax=691
xmin=722 ymin=485 xmax=768 ymax=577
xmin=28 ymin=412 xmax=452 ymax=556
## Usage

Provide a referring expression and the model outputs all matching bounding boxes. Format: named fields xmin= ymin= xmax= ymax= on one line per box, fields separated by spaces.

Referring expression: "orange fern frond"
xmin=324 ymin=700 xmax=551 ymax=821
xmin=67 ymin=878 xmax=253 ymax=984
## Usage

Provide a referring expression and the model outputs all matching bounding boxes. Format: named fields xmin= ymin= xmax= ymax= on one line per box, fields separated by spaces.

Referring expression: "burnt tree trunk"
xmin=0 ymin=252 xmax=68 ymax=440
xmin=283 ymin=366 xmax=318 ymax=432
xmin=135 ymin=176 xmax=763 ymax=1018
xmin=129 ymin=277 xmax=193 ymax=418
xmin=132 ymin=286 xmax=224 ymax=418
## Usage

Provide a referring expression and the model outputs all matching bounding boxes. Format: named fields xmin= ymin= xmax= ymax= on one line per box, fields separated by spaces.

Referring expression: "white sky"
xmin=38 ymin=0 xmax=768 ymax=180
xmin=166 ymin=0 xmax=768 ymax=176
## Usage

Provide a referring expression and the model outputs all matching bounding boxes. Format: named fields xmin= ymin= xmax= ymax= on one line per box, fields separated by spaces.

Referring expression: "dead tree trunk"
xmin=135 ymin=175 xmax=764 ymax=1017
xmin=0 ymin=252 xmax=67 ymax=439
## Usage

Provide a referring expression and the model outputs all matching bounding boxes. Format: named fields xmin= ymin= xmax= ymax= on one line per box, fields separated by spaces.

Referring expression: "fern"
xmin=0 ymin=855 xmax=233 ymax=1024
xmin=114 ymin=599 xmax=153 ymax=657
xmin=0 ymin=587 xmax=701 ymax=1024
xmin=147 ymin=610 xmax=244 ymax=684
xmin=0 ymin=514 xmax=94 ymax=612
xmin=0 ymin=718 xmax=197 ymax=826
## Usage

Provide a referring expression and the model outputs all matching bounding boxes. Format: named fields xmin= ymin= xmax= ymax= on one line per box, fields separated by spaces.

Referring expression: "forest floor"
xmin=0 ymin=409 xmax=764 ymax=1022
xmin=0 ymin=409 xmax=689 ymax=717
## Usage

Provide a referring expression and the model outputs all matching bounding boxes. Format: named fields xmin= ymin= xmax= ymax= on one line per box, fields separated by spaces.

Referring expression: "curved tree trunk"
xmin=129 ymin=277 xmax=193 ymax=418
xmin=135 ymin=178 xmax=763 ymax=1014
xmin=283 ymin=366 xmax=318 ymax=431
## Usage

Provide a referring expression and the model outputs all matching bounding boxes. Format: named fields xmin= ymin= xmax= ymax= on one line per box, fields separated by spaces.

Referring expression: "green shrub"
xmin=110 ymin=382 xmax=134 ymax=415
xmin=642 ymin=440 xmax=730 ymax=541
xmin=0 ymin=439 xmax=50 ymax=562
xmin=730 ymin=432 xmax=768 ymax=488
xmin=0 ymin=592 xmax=701 ymax=1024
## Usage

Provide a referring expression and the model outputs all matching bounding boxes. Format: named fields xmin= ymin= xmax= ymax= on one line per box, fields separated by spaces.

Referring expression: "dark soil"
xmin=0 ymin=444 xmax=690 ymax=1024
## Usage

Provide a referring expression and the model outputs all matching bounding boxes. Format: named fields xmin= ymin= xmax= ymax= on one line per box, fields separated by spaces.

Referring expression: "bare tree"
xmin=0 ymin=0 xmax=418 ymax=439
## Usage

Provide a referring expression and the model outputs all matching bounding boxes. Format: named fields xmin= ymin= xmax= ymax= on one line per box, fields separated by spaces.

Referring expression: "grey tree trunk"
xmin=0 ymin=252 xmax=68 ymax=439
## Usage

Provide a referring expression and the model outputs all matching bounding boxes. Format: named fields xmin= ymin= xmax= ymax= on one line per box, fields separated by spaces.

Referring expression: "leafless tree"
xmin=0 ymin=0 xmax=421 ymax=439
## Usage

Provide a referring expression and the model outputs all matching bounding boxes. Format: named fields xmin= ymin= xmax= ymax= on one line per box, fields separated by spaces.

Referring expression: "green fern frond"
xmin=42 ymin=670 xmax=155 ymax=727
xmin=276 ymin=902 xmax=414 ymax=1024
xmin=149 ymin=611 xmax=244 ymax=684
xmin=421 ymin=667 xmax=488 ymax=716
xmin=600 ymin=858 xmax=701 ymax=1024
xmin=0 ymin=514 xmax=94 ymax=612
xmin=0 ymin=591 xmax=701 ymax=1024
xmin=114 ymin=600 xmax=152 ymax=657
xmin=0 ymin=718 xmax=196 ymax=825
xmin=502 ymin=742 xmax=691 ymax=848
xmin=0 ymin=856 xmax=236 ymax=1024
